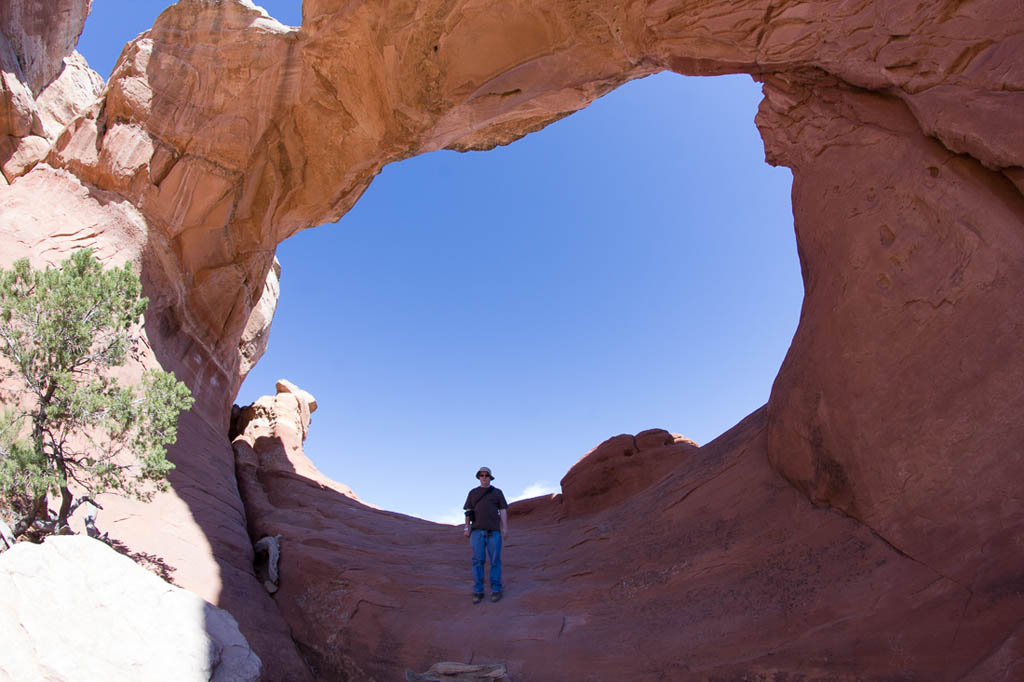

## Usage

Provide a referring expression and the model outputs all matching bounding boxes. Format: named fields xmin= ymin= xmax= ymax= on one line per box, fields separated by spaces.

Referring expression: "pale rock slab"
xmin=0 ymin=535 xmax=260 ymax=682
xmin=34 ymin=52 xmax=104 ymax=139
xmin=406 ymin=661 xmax=510 ymax=681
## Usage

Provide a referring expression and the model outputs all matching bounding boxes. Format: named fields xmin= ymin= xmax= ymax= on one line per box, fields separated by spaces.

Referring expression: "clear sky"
xmin=79 ymin=1 xmax=803 ymax=525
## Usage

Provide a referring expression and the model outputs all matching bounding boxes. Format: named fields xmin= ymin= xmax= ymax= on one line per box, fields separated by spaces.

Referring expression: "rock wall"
xmin=0 ymin=0 xmax=1021 ymax=679
xmin=0 ymin=0 xmax=102 ymax=181
xmin=761 ymin=72 xmax=1024 ymax=593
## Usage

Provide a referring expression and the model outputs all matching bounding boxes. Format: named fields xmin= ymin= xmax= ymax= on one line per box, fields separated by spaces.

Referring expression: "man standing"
xmin=463 ymin=466 xmax=508 ymax=603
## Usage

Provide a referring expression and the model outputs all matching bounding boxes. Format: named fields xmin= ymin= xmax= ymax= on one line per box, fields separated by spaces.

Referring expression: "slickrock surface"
xmin=0 ymin=0 xmax=1021 ymax=679
xmin=235 ymin=393 xmax=1016 ymax=680
xmin=0 ymin=535 xmax=261 ymax=682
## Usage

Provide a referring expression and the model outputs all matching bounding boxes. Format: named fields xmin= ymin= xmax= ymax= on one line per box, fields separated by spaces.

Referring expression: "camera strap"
xmin=472 ymin=486 xmax=495 ymax=508
xmin=466 ymin=486 xmax=496 ymax=521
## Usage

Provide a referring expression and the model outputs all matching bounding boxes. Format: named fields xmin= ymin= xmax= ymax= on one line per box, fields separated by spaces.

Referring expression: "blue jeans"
xmin=470 ymin=529 xmax=503 ymax=594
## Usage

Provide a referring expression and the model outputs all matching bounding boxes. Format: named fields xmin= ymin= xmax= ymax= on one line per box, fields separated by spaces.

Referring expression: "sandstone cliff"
xmin=0 ymin=0 xmax=1021 ymax=680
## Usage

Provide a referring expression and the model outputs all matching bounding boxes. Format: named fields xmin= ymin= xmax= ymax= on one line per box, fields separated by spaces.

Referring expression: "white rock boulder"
xmin=0 ymin=535 xmax=261 ymax=682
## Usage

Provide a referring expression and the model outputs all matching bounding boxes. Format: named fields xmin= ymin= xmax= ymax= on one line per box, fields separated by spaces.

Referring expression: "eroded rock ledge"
xmin=0 ymin=0 xmax=1021 ymax=679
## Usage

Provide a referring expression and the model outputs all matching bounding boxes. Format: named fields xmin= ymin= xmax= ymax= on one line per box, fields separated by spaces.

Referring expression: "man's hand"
xmin=463 ymin=527 xmax=470 ymax=538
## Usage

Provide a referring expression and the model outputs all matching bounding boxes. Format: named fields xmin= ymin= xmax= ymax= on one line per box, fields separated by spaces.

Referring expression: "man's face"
xmin=477 ymin=473 xmax=492 ymax=487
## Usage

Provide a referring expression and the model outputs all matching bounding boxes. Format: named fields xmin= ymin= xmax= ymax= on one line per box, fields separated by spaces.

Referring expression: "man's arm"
xmin=499 ymin=509 xmax=508 ymax=540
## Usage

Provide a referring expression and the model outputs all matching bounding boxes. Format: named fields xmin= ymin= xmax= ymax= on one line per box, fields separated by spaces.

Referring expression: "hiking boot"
xmin=472 ymin=593 xmax=484 ymax=604
xmin=490 ymin=592 xmax=502 ymax=602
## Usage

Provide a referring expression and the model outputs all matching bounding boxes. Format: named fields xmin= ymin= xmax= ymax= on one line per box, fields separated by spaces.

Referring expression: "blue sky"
xmin=79 ymin=2 xmax=802 ymax=524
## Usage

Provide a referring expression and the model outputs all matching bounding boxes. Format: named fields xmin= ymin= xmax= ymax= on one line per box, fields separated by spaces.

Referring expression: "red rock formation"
xmin=235 ymin=392 xmax=1016 ymax=680
xmin=1 ymin=0 xmax=1021 ymax=679
xmin=0 ymin=0 xmax=102 ymax=182
xmin=761 ymin=72 xmax=1024 ymax=597
xmin=559 ymin=428 xmax=698 ymax=515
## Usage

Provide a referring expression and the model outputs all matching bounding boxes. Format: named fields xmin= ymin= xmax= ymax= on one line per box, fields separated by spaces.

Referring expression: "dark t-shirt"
xmin=463 ymin=486 xmax=508 ymax=532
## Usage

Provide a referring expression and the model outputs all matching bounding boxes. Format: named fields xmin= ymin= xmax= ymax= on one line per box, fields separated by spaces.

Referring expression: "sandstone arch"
xmin=1 ymin=0 xmax=1022 ymax=679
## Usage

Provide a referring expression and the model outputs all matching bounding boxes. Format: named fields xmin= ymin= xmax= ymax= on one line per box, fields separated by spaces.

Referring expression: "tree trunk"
xmin=10 ymin=493 xmax=46 ymax=536
xmin=0 ymin=518 xmax=15 ymax=550
xmin=56 ymin=484 xmax=73 ymax=529
xmin=55 ymin=454 xmax=72 ymax=529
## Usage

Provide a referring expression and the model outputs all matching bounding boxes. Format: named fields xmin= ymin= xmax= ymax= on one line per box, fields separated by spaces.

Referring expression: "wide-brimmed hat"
xmin=476 ymin=466 xmax=494 ymax=479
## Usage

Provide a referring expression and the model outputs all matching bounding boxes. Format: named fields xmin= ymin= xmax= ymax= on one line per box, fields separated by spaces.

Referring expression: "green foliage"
xmin=0 ymin=408 xmax=52 ymax=516
xmin=0 ymin=249 xmax=194 ymax=540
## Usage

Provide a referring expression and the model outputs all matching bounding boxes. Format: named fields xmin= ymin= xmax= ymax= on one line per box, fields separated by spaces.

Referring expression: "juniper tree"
xmin=0 ymin=249 xmax=193 ymax=543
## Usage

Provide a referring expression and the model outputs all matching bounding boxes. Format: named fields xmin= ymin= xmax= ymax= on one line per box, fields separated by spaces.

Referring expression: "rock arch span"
xmin=0 ymin=0 xmax=1021 ymax=679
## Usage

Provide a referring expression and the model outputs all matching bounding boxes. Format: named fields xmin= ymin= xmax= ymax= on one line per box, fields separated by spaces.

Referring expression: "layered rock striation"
xmin=0 ymin=0 xmax=1021 ymax=679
